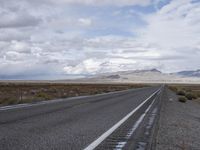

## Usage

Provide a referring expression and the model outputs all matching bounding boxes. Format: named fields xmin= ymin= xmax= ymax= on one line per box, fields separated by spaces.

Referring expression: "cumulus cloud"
xmin=139 ymin=0 xmax=200 ymax=49
xmin=0 ymin=28 xmax=31 ymax=41
xmin=41 ymin=0 xmax=151 ymax=6
xmin=0 ymin=12 xmax=41 ymax=28
xmin=0 ymin=0 xmax=199 ymax=79
xmin=136 ymin=0 xmax=200 ymax=71
xmin=0 ymin=0 xmax=151 ymax=8
xmin=62 ymin=0 xmax=200 ymax=74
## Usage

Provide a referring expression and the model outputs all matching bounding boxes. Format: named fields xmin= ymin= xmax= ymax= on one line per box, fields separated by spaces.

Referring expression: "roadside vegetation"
xmin=169 ymin=84 xmax=200 ymax=103
xmin=0 ymin=82 xmax=148 ymax=106
xmin=178 ymin=96 xmax=187 ymax=103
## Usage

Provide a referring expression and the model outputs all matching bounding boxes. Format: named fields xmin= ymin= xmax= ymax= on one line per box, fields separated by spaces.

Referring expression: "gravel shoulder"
xmin=155 ymin=88 xmax=200 ymax=150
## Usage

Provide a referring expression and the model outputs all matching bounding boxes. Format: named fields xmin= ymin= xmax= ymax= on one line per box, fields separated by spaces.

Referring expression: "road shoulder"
xmin=155 ymin=88 xmax=200 ymax=150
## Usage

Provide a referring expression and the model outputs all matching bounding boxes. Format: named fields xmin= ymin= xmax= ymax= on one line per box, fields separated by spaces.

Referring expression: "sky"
xmin=0 ymin=0 xmax=200 ymax=79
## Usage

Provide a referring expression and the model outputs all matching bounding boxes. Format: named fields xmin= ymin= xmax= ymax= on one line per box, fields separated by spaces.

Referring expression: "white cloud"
xmin=135 ymin=0 xmax=200 ymax=72
xmin=46 ymin=0 xmax=151 ymax=6
xmin=0 ymin=0 xmax=200 ymax=78
xmin=63 ymin=58 xmax=102 ymax=74
xmin=63 ymin=57 xmax=138 ymax=74
xmin=78 ymin=18 xmax=92 ymax=26
xmin=0 ymin=28 xmax=31 ymax=41
xmin=139 ymin=0 xmax=200 ymax=48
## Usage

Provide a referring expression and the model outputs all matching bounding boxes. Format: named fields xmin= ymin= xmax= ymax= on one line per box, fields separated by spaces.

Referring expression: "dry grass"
xmin=0 ymin=82 xmax=148 ymax=106
xmin=168 ymin=84 xmax=200 ymax=101
xmin=178 ymin=96 xmax=187 ymax=103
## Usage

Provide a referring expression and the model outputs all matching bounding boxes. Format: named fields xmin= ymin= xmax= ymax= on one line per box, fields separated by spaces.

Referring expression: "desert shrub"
xmin=18 ymin=99 xmax=34 ymax=104
xmin=8 ymin=99 xmax=17 ymax=105
xmin=178 ymin=96 xmax=187 ymax=103
xmin=102 ymin=89 xmax=110 ymax=93
xmin=185 ymin=93 xmax=197 ymax=100
xmin=36 ymin=92 xmax=52 ymax=100
xmin=196 ymin=92 xmax=200 ymax=98
xmin=185 ymin=89 xmax=192 ymax=92
xmin=60 ymin=94 xmax=68 ymax=98
xmin=177 ymin=90 xmax=186 ymax=96
xmin=0 ymin=98 xmax=17 ymax=105
xmin=169 ymin=86 xmax=178 ymax=92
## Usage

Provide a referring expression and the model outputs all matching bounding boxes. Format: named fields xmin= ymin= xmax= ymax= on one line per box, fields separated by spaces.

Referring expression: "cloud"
xmin=78 ymin=18 xmax=92 ymax=26
xmin=42 ymin=0 xmax=151 ymax=6
xmin=135 ymin=0 xmax=200 ymax=71
xmin=63 ymin=58 xmax=102 ymax=74
xmin=0 ymin=0 xmax=151 ymax=8
xmin=0 ymin=29 xmax=31 ymax=41
xmin=63 ymin=57 xmax=138 ymax=74
xmin=0 ymin=0 xmax=200 ymax=79
xmin=0 ymin=12 xmax=41 ymax=28
xmin=48 ymin=17 xmax=92 ymax=31
xmin=139 ymin=0 xmax=200 ymax=49
xmin=0 ymin=1 xmax=42 ymax=29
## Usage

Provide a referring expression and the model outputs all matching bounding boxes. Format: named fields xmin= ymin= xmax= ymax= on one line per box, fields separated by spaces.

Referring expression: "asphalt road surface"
xmin=0 ymin=86 xmax=163 ymax=150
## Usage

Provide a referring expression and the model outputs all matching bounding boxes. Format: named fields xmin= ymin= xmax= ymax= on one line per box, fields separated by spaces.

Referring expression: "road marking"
xmin=0 ymin=87 xmax=150 ymax=111
xmin=0 ymin=103 xmax=30 ymax=111
xmin=84 ymin=88 xmax=161 ymax=150
xmin=115 ymin=97 xmax=157 ymax=150
xmin=115 ymin=142 xmax=127 ymax=150
xmin=0 ymin=96 xmax=91 ymax=111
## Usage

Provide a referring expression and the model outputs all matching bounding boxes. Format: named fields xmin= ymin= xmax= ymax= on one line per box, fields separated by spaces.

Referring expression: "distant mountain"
xmin=74 ymin=68 xmax=200 ymax=84
xmin=2 ymin=69 xmax=200 ymax=84
xmin=175 ymin=69 xmax=200 ymax=77
xmin=136 ymin=68 xmax=161 ymax=73
xmin=105 ymin=74 xmax=121 ymax=79
xmin=102 ymin=68 xmax=162 ymax=75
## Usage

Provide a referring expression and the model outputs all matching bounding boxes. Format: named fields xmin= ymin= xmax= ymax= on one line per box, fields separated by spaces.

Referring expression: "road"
xmin=0 ymin=86 xmax=163 ymax=150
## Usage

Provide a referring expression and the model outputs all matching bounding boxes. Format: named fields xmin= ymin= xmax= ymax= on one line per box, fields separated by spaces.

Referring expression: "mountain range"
xmin=74 ymin=69 xmax=200 ymax=84
xmin=1 ymin=69 xmax=200 ymax=84
xmin=175 ymin=69 xmax=200 ymax=77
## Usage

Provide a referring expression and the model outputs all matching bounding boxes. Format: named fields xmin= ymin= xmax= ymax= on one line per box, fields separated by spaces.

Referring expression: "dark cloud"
xmin=0 ymin=12 xmax=42 ymax=28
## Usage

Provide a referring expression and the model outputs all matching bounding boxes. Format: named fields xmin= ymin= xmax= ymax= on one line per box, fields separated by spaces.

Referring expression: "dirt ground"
xmin=156 ymin=88 xmax=200 ymax=150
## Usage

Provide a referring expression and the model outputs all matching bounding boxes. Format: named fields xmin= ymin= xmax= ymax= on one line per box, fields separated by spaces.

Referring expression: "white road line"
xmin=84 ymin=88 xmax=161 ymax=150
xmin=0 ymin=103 xmax=30 ymax=111
xmin=115 ymin=96 xmax=158 ymax=150
xmin=0 ymin=96 xmax=84 ymax=111
xmin=0 ymin=87 xmax=150 ymax=111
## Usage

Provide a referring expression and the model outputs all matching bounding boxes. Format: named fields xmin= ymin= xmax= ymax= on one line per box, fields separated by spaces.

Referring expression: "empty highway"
xmin=0 ymin=86 xmax=163 ymax=150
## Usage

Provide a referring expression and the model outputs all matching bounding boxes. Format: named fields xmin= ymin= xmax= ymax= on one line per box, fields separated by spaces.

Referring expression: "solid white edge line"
xmin=114 ymin=95 xmax=158 ymax=150
xmin=0 ymin=87 xmax=150 ymax=111
xmin=84 ymin=87 xmax=161 ymax=150
xmin=0 ymin=96 xmax=89 ymax=111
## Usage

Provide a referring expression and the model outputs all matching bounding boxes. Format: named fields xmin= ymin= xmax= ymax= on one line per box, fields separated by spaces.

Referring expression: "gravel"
xmin=155 ymin=88 xmax=200 ymax=150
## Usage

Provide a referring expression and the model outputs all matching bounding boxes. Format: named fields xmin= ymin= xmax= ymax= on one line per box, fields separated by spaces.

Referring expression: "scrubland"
xmin=169 ymin=84 xmax=200 ymax=102
xmin=0 ymin=82 xmax=148 ymax=106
